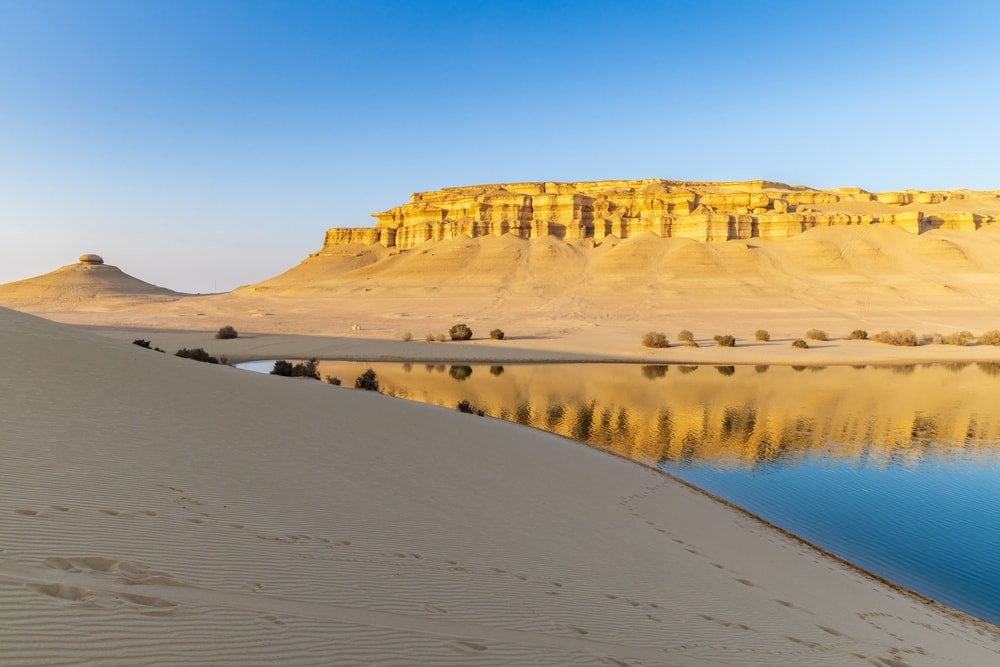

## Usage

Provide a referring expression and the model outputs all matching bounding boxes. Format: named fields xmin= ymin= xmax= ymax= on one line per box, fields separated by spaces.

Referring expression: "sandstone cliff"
xmin=322 ymin=179 xmax=1000 ymax=251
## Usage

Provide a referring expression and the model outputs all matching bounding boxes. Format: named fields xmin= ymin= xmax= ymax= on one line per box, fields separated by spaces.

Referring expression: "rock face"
xmin=321 ymin=179 xmax=1000 ymax=251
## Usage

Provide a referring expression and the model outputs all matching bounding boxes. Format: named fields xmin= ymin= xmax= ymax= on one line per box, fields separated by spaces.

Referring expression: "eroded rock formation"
xmin=322 ymin=179 xmax=1000 ymax=251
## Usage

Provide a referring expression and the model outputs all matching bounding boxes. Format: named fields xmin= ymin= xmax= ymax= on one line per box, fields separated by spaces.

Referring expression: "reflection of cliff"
xmin=323 ymin=179 xmax=1000 ymax=250
xmin=318 ymin=362 xmax=1000 ymax=469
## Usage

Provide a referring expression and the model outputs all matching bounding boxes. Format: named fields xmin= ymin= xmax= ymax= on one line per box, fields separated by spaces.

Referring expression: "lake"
xmin=239 ymin=360 xmax=1000 ymax=625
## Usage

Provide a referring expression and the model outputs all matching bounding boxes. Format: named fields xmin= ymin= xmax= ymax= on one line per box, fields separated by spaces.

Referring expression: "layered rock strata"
xmin=322 ymin=179 xmax=1000 ymax=251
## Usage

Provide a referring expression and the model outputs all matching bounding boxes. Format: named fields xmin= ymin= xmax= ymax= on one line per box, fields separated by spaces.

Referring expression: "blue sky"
xmin=2 ymin=0 xmax=998 ymax=292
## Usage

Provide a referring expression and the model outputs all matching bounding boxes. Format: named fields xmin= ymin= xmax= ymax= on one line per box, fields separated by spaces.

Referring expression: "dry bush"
xmin=425 ymin=333 xmax=435 ymax=342
xmin=791 ymin=339 xmax=809 ymax=349
xmin=805 ymin=329 xmax=828 ymax=341
xmin=677 ymin=330 xmax=695 ymax=343
xmin=978 ymin=330 xmax=1000 ymax=346
xmin=490 ymin=328 xmax=505 ymax=340
xmin=847 ymin=329 xmax=868 ymax=340
xmin=401 ymin=331 xmax=413 ymax=342
xmin=641 ymin=331 xmax=670 ymax=348
xmin=713 ymin=335 xmax=736 ymax=347
xmin=215 ymin=325 xmax=238 ymax=340
xmin=872 ymin=330 xmax=919 ymax=346
xmin=436 ymin=333 xmax=447 ymax=342
xmin=754 ymin=329 xmax=770 ymax=342
xmin=449 ymin=323 xmax=473 ymax=340
xmin=943 ymin=331 xmax=975 ymax=345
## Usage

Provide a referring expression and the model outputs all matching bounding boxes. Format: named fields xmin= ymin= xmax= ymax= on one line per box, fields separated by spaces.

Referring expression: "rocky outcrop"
xmin=321 ymin=179 xmax=1000 ymax=252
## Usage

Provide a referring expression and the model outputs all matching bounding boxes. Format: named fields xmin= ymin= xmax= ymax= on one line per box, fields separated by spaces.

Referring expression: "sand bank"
xmin=2 ymin=305 xmax=998 ymax=665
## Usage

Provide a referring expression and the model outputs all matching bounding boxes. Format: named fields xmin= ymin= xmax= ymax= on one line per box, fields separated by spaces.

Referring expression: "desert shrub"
xmin=425 ymin=333 xmax=435 ymax=342
xmin=683 ymin=339 xmax=699 ymax=347
xmin=218 ymin=355 xmax=229 ymax=366
xmin=978 ymin=330 xmax=1000 ymax=346
xmin=449 ymin=323 xmax=473 ymax=340
xmin=355 ymin=369 xmax=379 ymax=391
xmin=271 ymin=358 xmax=320 ymax=380
xmin=175 ymin=348 xmax=219 ymax=364
xmin=754 ymin=329 xmax=770 ymax=342
xmin=805 ymin=329 xmax=828 ymax=341
xmin=872 ymin=330 xmax=919 ymax=346
xmin=401 ymin=331 xmax=413 ymax=342
xmin=641 ymin=331 xmax=670 ymax=348
xmin=449 ymin=365 xmax=473 ymax=381
xmin=490 ymin=328 xmax=505 ymax=340
xmin=677 ymin=329 xmax=695 ymax=343
xmin=215 ymin=325 xmax=238 ymax=340
xmin=791 ymin=339 xmax=809 ymax=349
xmin=457 ymin=399 xmax=475 ymax=413
xmin=132 ymin=339 xmax=151 ymax=348
xmin=941 ymin=331 xmax=975 ymax=345
xmin=714 ymin=335 xmax=736 ymax=347
xmin=847 ymin=329 xmax=869 ymax=340
xmin=325 ymin=375 xmax=342 ymax=385
xmin=436 ymin=333 xmax=447 ymax=342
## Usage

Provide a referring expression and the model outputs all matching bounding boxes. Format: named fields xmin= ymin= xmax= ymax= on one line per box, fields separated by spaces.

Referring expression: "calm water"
xmin=240 ymin=360 xmax=1000 ymax=625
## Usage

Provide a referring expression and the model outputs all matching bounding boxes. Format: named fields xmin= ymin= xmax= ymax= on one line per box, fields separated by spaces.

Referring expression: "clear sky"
xmin=2 ymin=0 xmax=998 ymax=293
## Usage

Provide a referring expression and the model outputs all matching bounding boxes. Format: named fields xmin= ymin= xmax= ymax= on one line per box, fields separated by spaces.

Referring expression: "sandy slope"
xmin=2 ymin=305 xmax=999 ymax=665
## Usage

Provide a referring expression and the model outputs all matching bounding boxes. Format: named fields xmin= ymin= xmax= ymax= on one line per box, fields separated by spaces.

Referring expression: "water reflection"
xmin=311 ymin=361 xmax=1000 ymax=470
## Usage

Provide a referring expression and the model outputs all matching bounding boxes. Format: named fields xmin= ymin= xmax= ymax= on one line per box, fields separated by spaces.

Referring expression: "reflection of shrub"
xmin=641 ymin=331 xmax=669 ymax=348
xmin=271 ymin=359 xmax=320 ymax=379
xmin=449 ymin=365 xmax=473 ymax=381
xmin=449 ymin=323 xmax=473 ymax=340
xmin=754 ymin=365 xmax=769 ymax=373
xmin=176 ymin=348 xmax=219 ymax=364
xmin=714 ymin=335 xmax=736 ymax=347
xmin=792 ymin=339 xmax=809 ymax=348
xmin=715 ymin=365 xmax=735 ymax=376
xmin=490 ymin=328 xmax=505 ymax=340
xmin=792 ymin=365 xmax=806 ymax=372
xmin=848 ymin=329 xmax=868 ymax=340
xmin=806 ymin=329 xmax=828 ymax=341
xmin=489 ymin=365 xmax=504 ymax=376
xmin=677 ymin=365 xmax=699 ymax=374
xmin=872 ymin=330 xmax=918 ymax=346
xmin=677 ymin=330 xmax=695 ymax=343
xmin=215 ymin=325 xmax=238 ymax=339
xmin=641 ymin=365 xmax=669 ymax=379
xmin=754 ymin=329 xmax=770 ymax=342
xmin=355 ymin=369 xmax=379 ymax=391
xmin=977 ymin=362 xmax=1000 ymax=376
xmin=978 ymin=330 xmax=1000 ymax=346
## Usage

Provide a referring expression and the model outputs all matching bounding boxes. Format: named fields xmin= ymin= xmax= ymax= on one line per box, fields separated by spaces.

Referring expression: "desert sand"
xmin=5 ymin=181 xmax=1000 ymax=664
xmin=3 ymin=305 xmax=1000 ymax=666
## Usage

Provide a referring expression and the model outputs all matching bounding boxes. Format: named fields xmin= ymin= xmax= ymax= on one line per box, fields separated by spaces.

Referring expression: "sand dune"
xmin=2 ymin=305 xmax=999 ymax=665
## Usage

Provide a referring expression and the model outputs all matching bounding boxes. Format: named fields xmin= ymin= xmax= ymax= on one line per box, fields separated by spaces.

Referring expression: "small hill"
xmin=0 ymin=254 xmax=183 ymax=308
